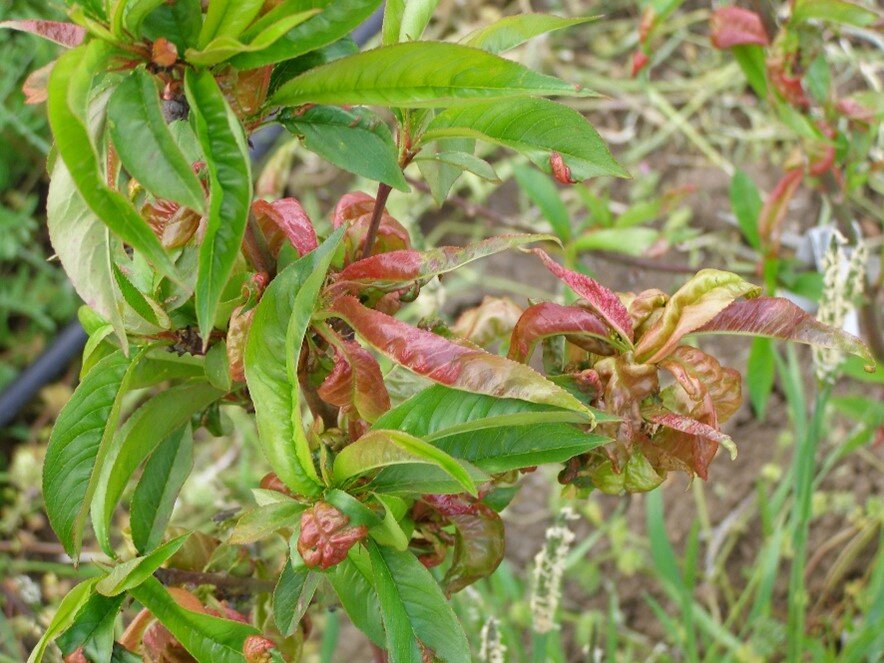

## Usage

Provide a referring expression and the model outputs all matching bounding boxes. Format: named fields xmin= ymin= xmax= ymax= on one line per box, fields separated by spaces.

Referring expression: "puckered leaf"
xmin=318 ymin=333 xmax=391 ymax=423
xmin=332 ymin=191 xmax=411 ymax=260
xmin=270 ymin=42 xmax=592 ymax=108
xmin=329 ymin=295 xmax=589 ymax=413
xmin=710 ymin=7 xmax=769 ymax=49
xmin=422 ymin=98 xmax=627 ymax=180
xmin=128 ymin=577 xmax=259 ymax=663
xmin=184 ymin=69 xmax=253 ymax=342
xmin=0 ymin=19 xmax=85 ymax=46
xmin=634 ymin=269 xmax=761 ymax=364
xmin=333 ymin=429 xmax=476 ymax=495
xmin=279 ymin=104 xmax=408 ymax=192
xmin=244 ymin=228 xmax=346 ymax=495
xmin=694 ymin=296 xmax=874 ymax=364
xmin=531 ymin=249 xmax=634 ymax=344
xmin=451 ymin=296 xmax=523 ymax=347
xmin=508 ymin=301 xmax=616 ymax=363
xmin=337 ymin=234 xmax=554 ymax=291
xmin=251 ymin=198 xmax=318 ymax=258
xmin=444 ymin=505 xmax=505 ymax=594
xmin=462 ymin=13 xmax=598 ymax=54
xmin=646 ymin=411 xmax=737 ymax=480
xmin=658 ymin=345 xmax=742 ymax=424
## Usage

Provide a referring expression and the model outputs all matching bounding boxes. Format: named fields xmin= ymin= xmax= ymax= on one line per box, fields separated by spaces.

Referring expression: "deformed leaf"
xmin=318 ymin=334 xmax=391 ymax=423
xmin=0 ymin=19 xmax=85 ymax=47
xmin=508 ymin=301 xmax=615 ymax=363
xmin=710 ymin=7 xmax=769 ymax=49
xmin=329 ymin=295 xmax=589 ymax=413
xmin=251 ymin=198 xmax=318 ymax=258
xmin=444 ymin=505 xmax=505 ymax=594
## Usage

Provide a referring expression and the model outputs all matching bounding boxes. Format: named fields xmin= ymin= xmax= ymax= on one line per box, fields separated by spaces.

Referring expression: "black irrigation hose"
xmin=0 ymin=8 xmax=386 ymax=430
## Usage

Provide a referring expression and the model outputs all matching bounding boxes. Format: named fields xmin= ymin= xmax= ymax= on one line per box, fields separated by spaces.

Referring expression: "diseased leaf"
xmin=694 ymin=296 xmax=874 ymax=363
xmin=184 ymin=69 xmax=252 ymax=342
xmin=271 ymin=42 xmax=592 ymax=108
xmin=96 ymin=534 xmax=188 ymax=596
xmin=279 ymin=105 xmax=408 ymax=191
xmin=91 ymin=381 xmax=223 ymax=556
xmin=634 ymin=269 xmax=761 ymax=363
xmin=233 ymin=0 xmax=383 ymax=68
xmin=658 ymin=345 xmax=742 ymax=423
xmin=318 ymin=334 xmax=391 ymax=423
xmin=131 ymin=426 xmax=193 ymax=554
xmin=244 ymin=228 xmax=346 ymax=495
xmin=0 ymin=19 xmax=85 ymax=47
xmin=423 ymin=99 xmax=626 ymax=180
xmin=710 ymin=7 xmax=769 ymax=49
xmin=337 ymin=234 xmax=554 ymax=290
xmin=333 ymin=429 xmax=476 ymax=495
xmin=128 ymin=577 xmax=259 ymax=663
xmin=47 ymin=43 xmax=179 ymax=280
xmin=43 ymin=351 xmax=137 ymax=560
xmin=509 ymin=301 xmax=615 ymax=363
xmin=444 ymin=505 xmax=505 ymax=594
xmin=274 ymin=557 xmax=321 ymax=636
xmin=758 ymin=169 xmax=802 ymax=251
xmin=251 ymin=198 xmax=318 ymax=258
xmin=462 ymin=13 xmax=598 ymax=54
xmin=531 ymin=249 xmax=634 ymax=344
xmin=329 ymin=295 xmax=589 ymax=413
xmin=107 ymin=70 xmax=205 ymax=213
xmin=368 ymin=542 xmax=471 ymax=662
xmin=648 ymin=411 xmax=737 ymax=462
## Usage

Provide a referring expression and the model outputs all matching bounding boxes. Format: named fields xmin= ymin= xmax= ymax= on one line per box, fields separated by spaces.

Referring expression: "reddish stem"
xmin=361 ymin=182 xmax=393 ymax=260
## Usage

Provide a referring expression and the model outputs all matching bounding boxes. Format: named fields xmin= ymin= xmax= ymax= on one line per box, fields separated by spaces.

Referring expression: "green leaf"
xmin=279 ymin=105 xmax=408 ymax=191
xmin=328 ymin=551 xmax=385 ymax=647
xmin=423 ymin=98 xmax=627 ymax=180
xmin=571 ymin=227 xmax=659 ymax=255
xmin=184 ymin=69 xmax=252 ymax=342
xmin=43 ymin=350 xmax=138 ymax=560
xmin=139 ymin=0 xmax=202 ymax=50
xmin=97 ymin=534 xmax=189 ymax=596
xmin=55 ymin=592 xmax=124 ymax=662
xmin=463 ymin=13 xmax=598 ymax=54
xmin=233 ymin=0 xmax=383 ymax=69
xmin=373 ymin=384 xmax=610 ymax=472
xmin=368 ymin=541 xmax=422 ymax=663
xmin=414 ymin=136 xmax=474 ymax=205
xmin=244 ymin=227 xmax=346 ymax=495
xmin=120 ymin=0 xmax=167 ymax=36
xmin=731 ymin=44 xmax=768 ymax=98
xmin=91 ymin=381 xmax=223 ymax=555
xmin=270 ymin=42 xmax=593 ymax=108
xmin=370 ymin=461 xmax=489 ymax=495
xmin=730 ymin=170 xmax=762 ymax=250
xmin=186 ymin=10 xmax=319 ymax=66
xmin=747 ymin=338 xmax=775 ymax=419
xmin=112 ymin=263 xmax=170 ymax=330
xmin=398 ymin=0 xmax=440 ymax=41
xmin=368 ymin=542 xmax=471 ymax=663
xmin=334 ymin=429 xmax=476 ymax=495
xmin=27 ymin=579 xmax=98 ymax=663
xmin=128 ymin=577 xmax=259 ymax=663
xmin=47 ymin=159 xmax=127 ymax=347
xmin=131 ymin=425 xmax=193 ymax=553
xmin=791 ymin=0 xmax=877 ymax=27
xmin=513 ymin=164 xmax=571 ymax=242
xmin=229 ymin=500 xmax=305 ymax=544
xmin=197 ymin=0 xmax=263 ymax=47
xmin=274 ymin=557 xmax=321 ymax=636
xmin=47 ymin=43 xmax=179 ymax=281
xmin=413 ymin=151 xmax=498 ymax=183
xmin=108 ymin=69 xmax=205 ymax=213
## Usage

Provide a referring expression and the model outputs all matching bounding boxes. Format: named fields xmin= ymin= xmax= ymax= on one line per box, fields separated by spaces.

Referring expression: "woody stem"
xmin=361 ymin=182 xmax=393 ymax=260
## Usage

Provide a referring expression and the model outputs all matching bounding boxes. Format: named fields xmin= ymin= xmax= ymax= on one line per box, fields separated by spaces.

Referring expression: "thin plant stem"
xmin=361 ymin=182 xmax=393 ymax=259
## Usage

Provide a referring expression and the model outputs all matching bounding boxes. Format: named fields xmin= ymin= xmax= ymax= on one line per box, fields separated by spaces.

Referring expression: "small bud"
xmin=152 ymin=37 xmax=178 ymax=67
xmin=630 ymin=50 xmax=650 ymax=78
xmin=243 ymin=635 xmax=277 ymax=663
xmin=297 ymin=502 xmax=367 ymax=569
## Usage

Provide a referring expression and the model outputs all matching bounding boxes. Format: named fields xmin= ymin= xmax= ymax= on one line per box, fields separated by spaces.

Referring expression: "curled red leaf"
xmin=694 ymin=296 xmax=874 ymax=364
xmin=317 ymin=334 xmax=391 ymax=423
xmin=251 ymin=198 xmax=318 ymax=258
xmin=508 ymin=302 xmax=615 ymax=363
xmin=710 ymin=7 xmax=769 ymax=49
xmin=297 ymin=502 xmax=367 ymax=570
xmin=243 ymin=635 xmax=278 ymax=663
xmin=22 ymin=61 xmax=53 ymax=105
xmin=757 ymin=168 xmax=803 ymax=251
xmin=767 ymin=55 xmax=810 ymax=109
xmin=332 ymin=191 xmax=411 ymax=259
xmin=647 ymin=411 xmax=736 ymax=480
xmin=451 ymin=296 xmax=523 ymax=347
xmin=151 ymin=37 xmax=178 ymax=67
xmin=531 ymin=249 xmax=634 ymax=344
xmin=631 ymin=50 xmax=650 ymax=77
xmin=550 ymin=151 xmax=576 ymax=184
xmin=0 ymin=19 xmax=85 ymax=47
xmin=328 ymin=295 xmax=588 ymax=413
xmin=659 ymin=346 xmax=742 ymax=424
